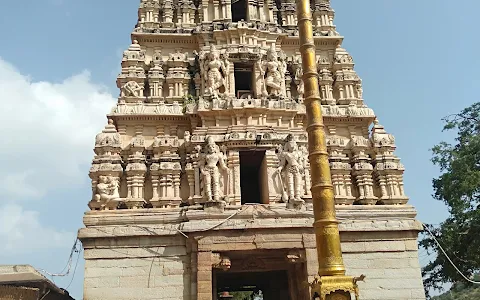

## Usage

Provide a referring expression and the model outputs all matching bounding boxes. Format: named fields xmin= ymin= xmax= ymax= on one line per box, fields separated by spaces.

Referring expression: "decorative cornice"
xmin=79 ymin=205 xmax=422 ymax=240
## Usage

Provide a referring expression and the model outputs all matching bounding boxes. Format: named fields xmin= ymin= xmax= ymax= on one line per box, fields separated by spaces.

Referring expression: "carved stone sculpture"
xmin=198 ymin=136 xmax=228 ymax=203
xmin=277 ymin=134 xmax=305 ymax=207
xmin=89 ymin=120 xmax=124 ymax=211
xmin=94 ymin=175 xmax=121 ymax=208
xmin=258 ymin=46 xmax=286 ymax=98
xmin=293 ymin=55 xmax=304 ymax=100
xmin=122 ymin=81 xmax=142 ymax=97
xmin=299 ymin=145 xmax=311 ymax=197
xmin=199 ymin=45 xmax=228 ymax=98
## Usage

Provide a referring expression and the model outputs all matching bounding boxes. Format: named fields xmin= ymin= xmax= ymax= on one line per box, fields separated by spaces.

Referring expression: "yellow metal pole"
xmin=295 ymin=0 xmax=364 ymax=299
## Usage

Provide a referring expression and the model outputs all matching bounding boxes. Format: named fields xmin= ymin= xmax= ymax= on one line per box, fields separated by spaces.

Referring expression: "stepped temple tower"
xmin=78 ymin=0 xmax=426 ymax=299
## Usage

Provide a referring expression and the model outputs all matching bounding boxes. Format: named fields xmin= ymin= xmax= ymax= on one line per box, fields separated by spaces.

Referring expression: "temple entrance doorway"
xmin=215 ymin=270 xmax=289 ymax=300
xmin=212 ymin=250 xmax=308 ymax=300
xmin=239 ymin=150 xmax=267 ymax=204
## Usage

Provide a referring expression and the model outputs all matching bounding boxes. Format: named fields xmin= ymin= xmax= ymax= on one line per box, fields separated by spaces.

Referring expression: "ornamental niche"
xmin=276 ymin=134 xmax=308 ymax=209
xmin=198 ymin=45 xmax=230 ymax=99
xmin=198 ymin=137 xmax=229 ymax=206
xmin=257 ymin=46 xmax=287 ymax=99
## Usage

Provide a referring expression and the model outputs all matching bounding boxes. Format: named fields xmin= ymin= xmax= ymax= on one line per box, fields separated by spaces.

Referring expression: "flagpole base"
xmin=310 ymin=275 xmax=365 ymax=300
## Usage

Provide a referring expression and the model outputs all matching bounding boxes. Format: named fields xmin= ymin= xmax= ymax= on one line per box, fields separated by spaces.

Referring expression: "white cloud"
xmin=0 ymin=57 xmax=116 ymax=252
xmin=0 ymin=57 xmax=116 ymax=201
xmin=0 ymin=204 xmax=75 ymax=255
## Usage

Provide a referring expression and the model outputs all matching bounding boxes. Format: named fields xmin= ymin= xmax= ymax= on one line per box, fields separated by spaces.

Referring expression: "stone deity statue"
xmin=293 ymin=56 xmax=304 ymax=100
xmin=94 ymin=175 xmax=121 ymax=208
xmin=199 ymin=45 xmax=228 ymax=98
xmin=277 ymin=134 xmax=305 ymax=206
xmin=257 ymin=47 xmax=286 ymax=98
xmin=198 ymin=136 xmax=229 ymax=202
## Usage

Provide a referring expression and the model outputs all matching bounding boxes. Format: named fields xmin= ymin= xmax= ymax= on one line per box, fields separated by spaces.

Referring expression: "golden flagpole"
xmin=295 ymin=1 xmax=365 ymax=299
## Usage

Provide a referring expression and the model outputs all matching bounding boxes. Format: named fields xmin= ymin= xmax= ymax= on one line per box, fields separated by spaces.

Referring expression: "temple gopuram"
xmin=78 ymin=0 xmax=426 ymax=299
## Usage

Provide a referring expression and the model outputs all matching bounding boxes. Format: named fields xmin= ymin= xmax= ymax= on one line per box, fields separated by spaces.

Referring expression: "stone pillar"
xmin=173 ymin=169 xmax=181 ymax=199
xmin=197 ymin=251 xmax=213 ymax=300
xmin=186 ymin=164 xmax=195 ymax=204
xmin=150 ymin=164 xmax=161 ymax=206
xmin=227 ymin=151 xmax=241 ymax=205
xmin=226 ymin=0 xmax=232 ymax=19
xmin=265 ymin=150 xmax=280 ymax=203
xmin=305 ymin=250 xmax=319 ymax=296
xmin=258 ymin=0 xmax=265 ymax=21
xmin=213 ymin=0 xmax=220 ymax=20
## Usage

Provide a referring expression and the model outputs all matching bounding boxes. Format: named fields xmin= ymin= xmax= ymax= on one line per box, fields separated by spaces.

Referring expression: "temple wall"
xmin=82 ymin=232 xmax=425 ymax=300
xmin=306 ymin=233 xmax=425 ymax=300
xmin=83 ymin=236 xmax=191 ymax=300
xmin=80 ymin=206 xmax=426 ymax=300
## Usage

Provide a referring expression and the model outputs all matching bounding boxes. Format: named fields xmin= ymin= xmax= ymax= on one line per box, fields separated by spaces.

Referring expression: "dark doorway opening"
xmin=215 ymin=270 xmax=290 ymax=300
xmin=232 ymin=0 xmax=247 ymax=22
xmin=234 ymin=63 xmax=253 ymax=99
xmin=240 ymin=150 xmax=266 ymax=204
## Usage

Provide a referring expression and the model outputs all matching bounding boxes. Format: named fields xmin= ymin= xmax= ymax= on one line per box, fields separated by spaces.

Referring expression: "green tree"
xmin=420 ymin=102 xmax=480 ymax=297
xmin=432 ymin=275 xmax=480 ymax=299
xmin=231 ymin=291 xmax=253 ymax=300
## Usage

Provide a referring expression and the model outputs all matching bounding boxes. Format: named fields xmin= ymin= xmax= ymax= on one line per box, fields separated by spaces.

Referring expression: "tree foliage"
xmin=432 ymin=275 xmax=480 ymax=299
xmin=231 ymin=291 xmax=253 ymax=300
xmin=420 ymin=102 xmax=480 ymax=297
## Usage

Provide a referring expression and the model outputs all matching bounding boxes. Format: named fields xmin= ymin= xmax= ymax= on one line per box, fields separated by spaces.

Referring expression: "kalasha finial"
xmin=108 ymin=119 xmax=114 ymax=125
xmin=128 ymin=40 xmax=142 ymax=51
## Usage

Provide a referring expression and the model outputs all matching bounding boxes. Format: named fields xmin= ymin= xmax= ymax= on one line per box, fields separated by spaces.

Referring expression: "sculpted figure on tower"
xmin=293 ymin=55 xmax=304 ymax=100
xmin=199 ymin=45 xmax=228 ymax=98
xmin=258 ymin=46 xmax=286 ymax=98
xmin=199 ymin=136 xmax=229 ymax=202
xmin=277 ymin=134 xmax=305 ymax=207
xmin=94 ymin=176 xmax=121 ymax=209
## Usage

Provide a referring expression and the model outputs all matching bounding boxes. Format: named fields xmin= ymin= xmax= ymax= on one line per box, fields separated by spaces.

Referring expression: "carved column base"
xmin=356 ymin=197 xmax=378 ymax=205
xmin=150 ymin=198 xmax=183 ymax=208
xmin=381 ymin=197 xmax=409 ymax=205
xmin=310 ymin=275 xmax=364 ymax=300
xmin=88 ymin=199 xmax=123 ymax=211
xmin=287 ymin=199 xmax=306 ymax=211
xmin=161 ymin=22 xmax=174 ymax=28
xmin=194 ymin=195 xmax=205 ymax=205
xmin=203 ymin=200 xmax=226 ymax=213
xmin=334 ymin=197 xmax=355 ymax=205
xmin=125 ymin=198 xmax=147 ymax=209
xmin=150 ymin=96 xmax=163 ymax=103
xmin=302 ymin=195 xmax=313 ymax=204
xmin=88 ymin=200 xmax=102 ymax=211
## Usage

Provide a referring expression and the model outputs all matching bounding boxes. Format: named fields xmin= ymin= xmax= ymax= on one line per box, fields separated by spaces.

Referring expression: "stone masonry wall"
xmin=82 ymin=231 xmax=425 ymax=300
xmin=83 ymin=238 xmax=191 ymax=300
xmin=306 ymin=232 xmax=425 ymax=300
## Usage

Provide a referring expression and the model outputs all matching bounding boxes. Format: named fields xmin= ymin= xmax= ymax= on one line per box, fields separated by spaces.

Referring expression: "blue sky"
xmin=0 ymin=0 xmax=479 ymax=298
